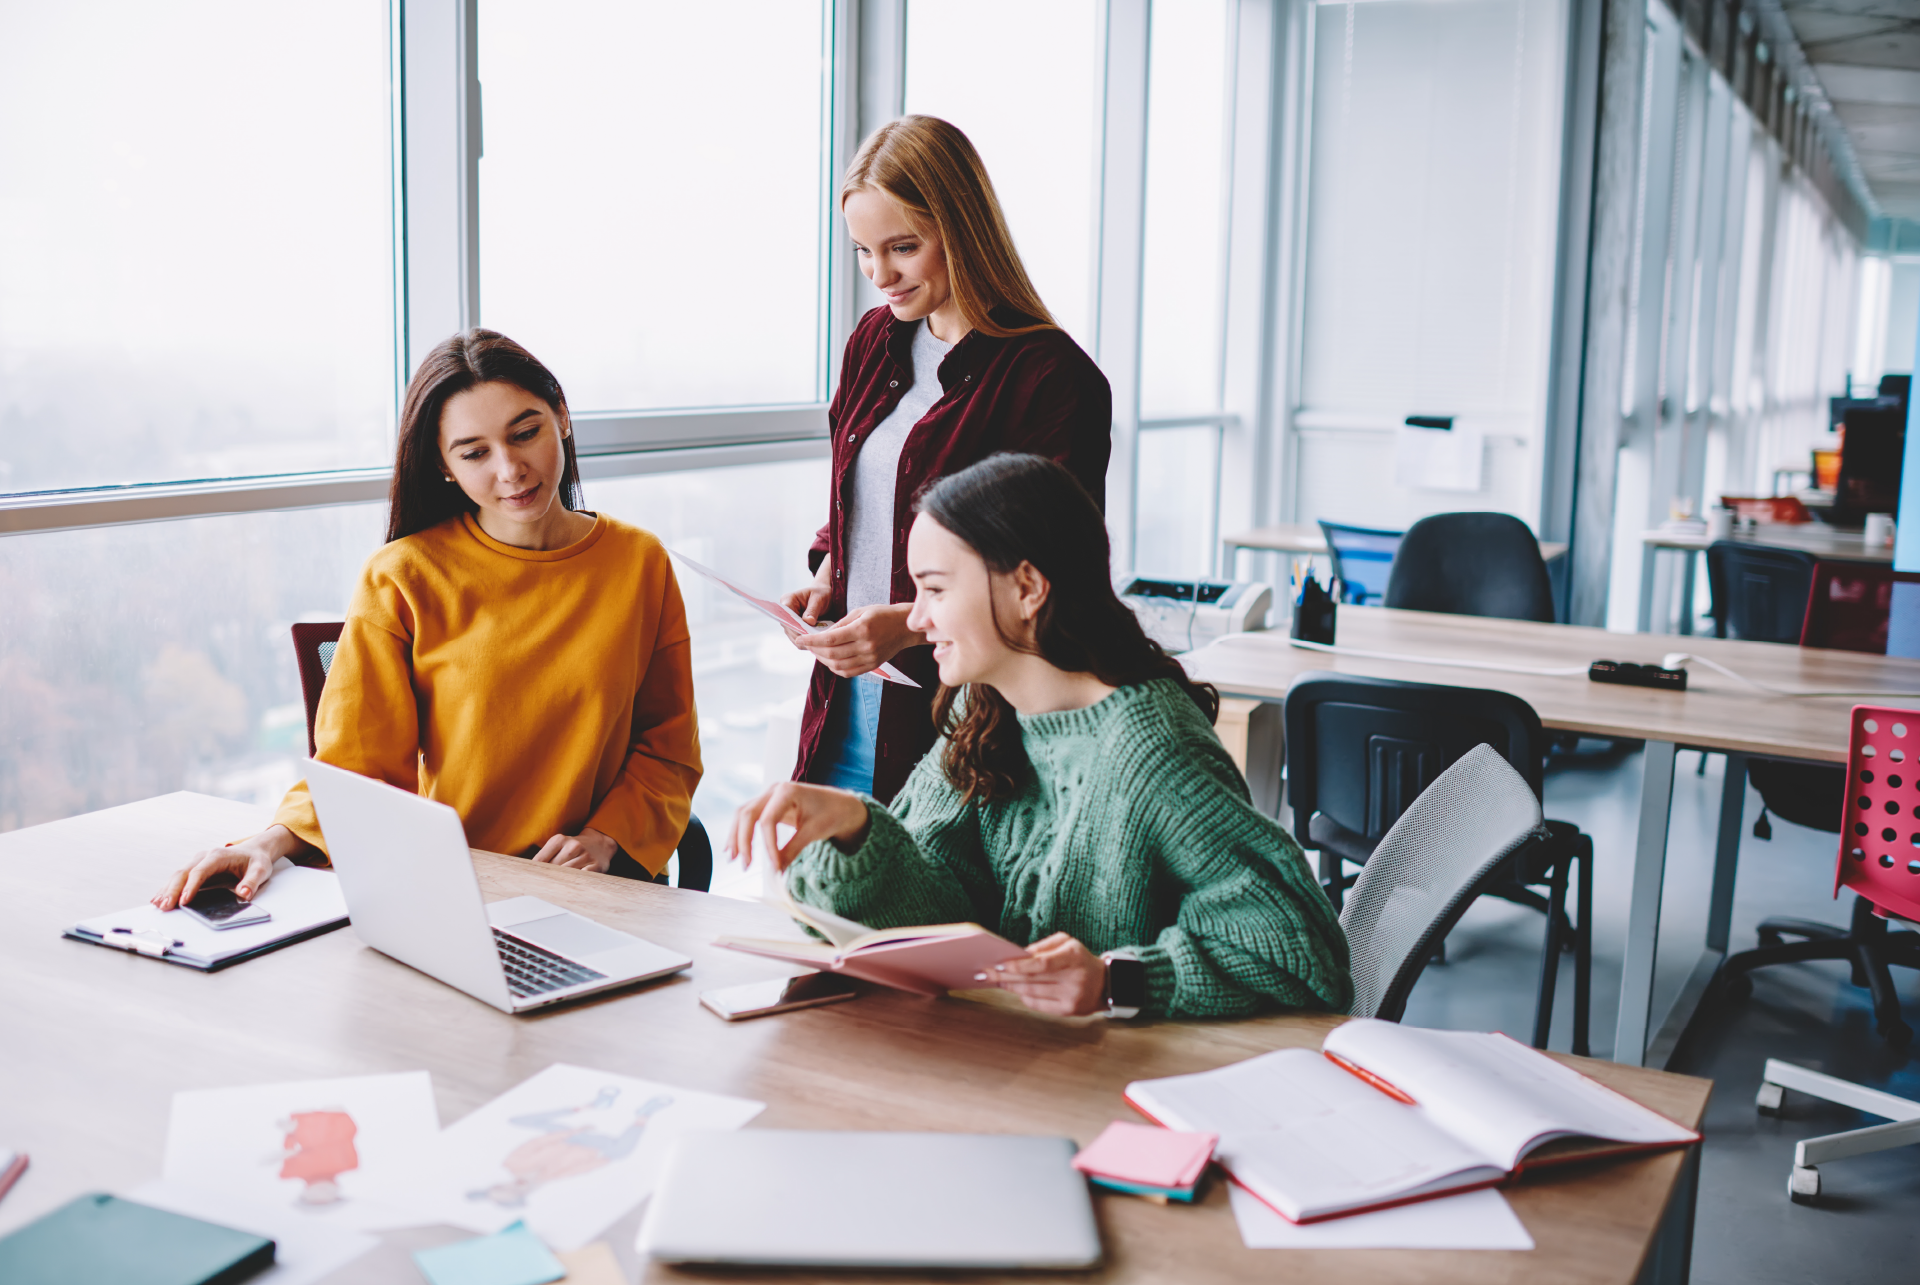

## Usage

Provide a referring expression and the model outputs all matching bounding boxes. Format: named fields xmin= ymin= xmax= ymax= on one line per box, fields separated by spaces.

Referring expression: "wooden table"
xmin=0 ymin=792 xmax=1710 ymax=1285
xmin=1222 ymin=522 xmax=1568 ymax=570
xmin=1636 ymin=525 xmax=1893 ymax=635
xmin=1183 ymin=607 xmax=1920 ymax=1069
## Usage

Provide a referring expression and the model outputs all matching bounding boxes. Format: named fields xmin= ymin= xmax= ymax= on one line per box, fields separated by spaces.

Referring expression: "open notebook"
xmin=715 ymin=887 xmax=1026 ymax=996
xmin=1126 ymin=1019 xmax=1698 ymax=1223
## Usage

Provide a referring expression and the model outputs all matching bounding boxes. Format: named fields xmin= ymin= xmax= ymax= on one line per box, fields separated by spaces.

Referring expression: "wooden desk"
xmin=1223 ymin=522 xmax=1568 ymax=566
xmin=1183 ymin=607 xmax=1920 ymax=1068
xmin=0 ymin=792 xmax=1710 ymax=1285
xmin=1635 ymin=525 xmax=1893 ymax=635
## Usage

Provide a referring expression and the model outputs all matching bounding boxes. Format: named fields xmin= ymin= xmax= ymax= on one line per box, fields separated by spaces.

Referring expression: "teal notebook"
xmin=0 ymin=1193 xmax=274 ymax=1285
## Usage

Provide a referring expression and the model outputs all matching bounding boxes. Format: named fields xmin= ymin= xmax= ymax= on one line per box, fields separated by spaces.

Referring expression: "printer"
xmin=1118 ymin=578 xmax=1272 ymax=654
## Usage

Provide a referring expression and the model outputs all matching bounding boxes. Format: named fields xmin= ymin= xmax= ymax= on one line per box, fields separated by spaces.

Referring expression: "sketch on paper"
xmin=164 ymin=1071 xmax=441 ymax=1231
xmin=468 ymin=1086 xmax=673 ymax=1208
xmin=428 ymin=1063 xmax=763 ymax=1251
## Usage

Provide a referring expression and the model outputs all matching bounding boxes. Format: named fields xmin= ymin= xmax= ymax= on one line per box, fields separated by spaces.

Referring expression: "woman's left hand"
xmin=793 ymin=603 xmax=924 ymax=678
xmin=531 ymin=827 xmax=619 ymax=873
xmin=979 ymin=932 xmax=1109 ymax=1017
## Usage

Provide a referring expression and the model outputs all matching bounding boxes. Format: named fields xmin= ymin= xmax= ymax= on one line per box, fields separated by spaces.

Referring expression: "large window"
xmin=904 ymin=0 xmax=1102 ymax=347
xmin=0 ymin=0 xmax=397 ymax=494
xmin=478 ymin=0 xmax=832 ymax=412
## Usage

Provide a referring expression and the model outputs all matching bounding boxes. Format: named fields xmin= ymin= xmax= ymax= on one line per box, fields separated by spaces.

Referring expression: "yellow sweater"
xmin=273 ymin=512 xmax=702 ymax=874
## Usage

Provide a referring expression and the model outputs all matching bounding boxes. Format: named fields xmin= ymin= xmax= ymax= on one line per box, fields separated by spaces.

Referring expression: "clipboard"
xmin=670 ymin=552 xmax=921 ymax=687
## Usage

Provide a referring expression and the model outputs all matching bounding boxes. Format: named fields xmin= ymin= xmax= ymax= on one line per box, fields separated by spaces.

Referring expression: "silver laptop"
xmin=303 ymin=759 xmax=691 ymax=1013
xmin=638 ymin=1131 xmax=1102 ymax=1269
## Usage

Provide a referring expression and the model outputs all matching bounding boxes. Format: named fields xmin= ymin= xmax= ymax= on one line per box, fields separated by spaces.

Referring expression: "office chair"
xmin=1735 ymin=709 xmax=1920 ymax=1202
xmin=1286 ymin=672 xmax=1593 ymax=1052
xmin=1315 ymin=521 xmax=1404 ymax=605
xmin=290 ymin=623 xmax=712 ymax=892
xmin=1799 ymin=560 xmax=1894 ymax=655
xmin=1383 ymin=512 xmax=1555 ymax=622
xmin=1705 ymin=541 xmax=1818 ymax=643
xmin=1341 ymin=744 xmax=1548 ymax=1023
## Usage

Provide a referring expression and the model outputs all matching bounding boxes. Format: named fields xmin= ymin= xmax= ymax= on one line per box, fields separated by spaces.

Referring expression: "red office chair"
xmin=1798 ymin=560 xmax=1894 ymax=655
xmin=290 ymin=624 xmax=712 ymax=891
xmin=1721 ymin=706 xmax=1920 ymax=1048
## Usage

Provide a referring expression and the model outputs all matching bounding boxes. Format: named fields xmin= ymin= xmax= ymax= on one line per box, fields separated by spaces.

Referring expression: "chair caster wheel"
xmin=1788 ymin=1166 xmax=1819 ymax=1202
xmin=1881 ymin=1021 xmax=1913 ymax=1050
xmin=1755 ymin=1082 xmax=1783 ymax=1114
xmin=1724 ymin=972 xmax=1752 ymax=1001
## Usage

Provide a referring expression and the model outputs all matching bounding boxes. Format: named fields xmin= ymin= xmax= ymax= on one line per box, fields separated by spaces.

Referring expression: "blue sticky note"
xmin=412 ymin=1221 xmax=566 ymax=1285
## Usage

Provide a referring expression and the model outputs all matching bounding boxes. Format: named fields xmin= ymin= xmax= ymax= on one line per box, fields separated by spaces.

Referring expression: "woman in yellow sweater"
xmin=153 ymin=330 xmax=702 ymax=910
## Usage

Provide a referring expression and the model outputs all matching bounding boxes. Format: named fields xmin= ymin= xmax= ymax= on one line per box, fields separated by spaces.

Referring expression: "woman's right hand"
xmin=152 ymin=824 xmax=308 ymax=911
xmin=727 ymin=781 xmax=871 ymax=873
xmin=779 ymin=557 xmax=833 ymax=633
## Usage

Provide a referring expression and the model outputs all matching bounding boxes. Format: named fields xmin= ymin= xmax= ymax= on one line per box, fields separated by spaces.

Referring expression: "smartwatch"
xmin=1102 ymin=949 xmax=1146 ymax=1020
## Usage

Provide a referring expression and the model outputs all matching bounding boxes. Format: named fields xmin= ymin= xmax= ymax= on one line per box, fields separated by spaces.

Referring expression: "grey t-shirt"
xmin=845 ymin=320 xmax=954 ymax=613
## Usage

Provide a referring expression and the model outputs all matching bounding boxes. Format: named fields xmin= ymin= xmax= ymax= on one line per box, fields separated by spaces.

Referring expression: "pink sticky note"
xmin=1072 ymin=1121 xmax=1217 ymax=1189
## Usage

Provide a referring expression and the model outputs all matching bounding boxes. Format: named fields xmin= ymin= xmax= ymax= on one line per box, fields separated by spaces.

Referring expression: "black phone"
xmin=182 ymin=886 xmax=272 ymax=931
xmin=700 ymin=972 xmax=860 ymax=1021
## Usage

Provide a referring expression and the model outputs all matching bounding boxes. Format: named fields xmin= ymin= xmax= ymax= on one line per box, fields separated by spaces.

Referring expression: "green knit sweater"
xmin=786 ymin=678 xmax=1353 ymax=1019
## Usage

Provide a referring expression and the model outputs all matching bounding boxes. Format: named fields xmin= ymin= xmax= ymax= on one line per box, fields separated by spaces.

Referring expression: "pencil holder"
xmin=1291 ymin=575 xmax=1337 ymax=645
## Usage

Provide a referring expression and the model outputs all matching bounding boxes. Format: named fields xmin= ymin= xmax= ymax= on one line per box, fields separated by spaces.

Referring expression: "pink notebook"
xmin=715 ymin=890 xmax=1028 ymax=996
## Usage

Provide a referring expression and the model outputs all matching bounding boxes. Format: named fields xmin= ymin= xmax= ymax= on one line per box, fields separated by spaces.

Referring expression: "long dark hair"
xmin=386 ymin=329 xmax=585 ymax=542
xmin=915 ymin=454 xmax=1219 ymax=803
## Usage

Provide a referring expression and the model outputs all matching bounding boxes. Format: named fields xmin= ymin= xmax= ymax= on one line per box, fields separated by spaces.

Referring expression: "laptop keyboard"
xmin=494 ymin=928 xmax=607 ymax=999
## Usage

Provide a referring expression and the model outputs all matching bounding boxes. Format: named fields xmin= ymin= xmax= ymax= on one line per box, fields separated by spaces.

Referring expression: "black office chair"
xmin=1384 ymin=512 xmax=1555 ymax=622
xmin=291 ymin=624 xmax=712 ymax=891
xmin=1285 ymin=672 xmax=1592 ymax=1053
xmin=1316 ymin=520 xmax=1404 ymax=605
xmin=1705 ymin=541 xmax=1817 ymax=643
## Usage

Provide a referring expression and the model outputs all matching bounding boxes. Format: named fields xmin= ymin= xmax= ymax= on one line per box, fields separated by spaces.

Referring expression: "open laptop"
xmin=303 ymin=759 xmax=691 ymax=1014
xmin=639 ymin=1132 xmax=1102 ymax=1269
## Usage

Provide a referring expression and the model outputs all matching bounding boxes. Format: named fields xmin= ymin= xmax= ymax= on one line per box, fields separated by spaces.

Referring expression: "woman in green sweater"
xmin=728 ymin=454 xmax=1351 ymax=1020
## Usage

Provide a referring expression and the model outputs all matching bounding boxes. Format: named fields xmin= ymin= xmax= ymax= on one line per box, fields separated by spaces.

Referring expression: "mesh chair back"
xmin=1838 ymin=707 xmax=1920 ymax=922
xmin=1285 ymin=672 xmax=1545 ymax=854
xmin=1384 ymin=513 xmax=1555 ymax=622
xmin=291 ymin=622 xmax=346 ymax=757
xmin=1340 ymin=744 xmax=1547 ymax=1020
xmin=1705 ymin=541 xmax=1816 ymax=643
xmin=1800 ymin=560 xmax=1893 ymax=654
xmin=1316 ymin=521 xmax=1404 ymax=605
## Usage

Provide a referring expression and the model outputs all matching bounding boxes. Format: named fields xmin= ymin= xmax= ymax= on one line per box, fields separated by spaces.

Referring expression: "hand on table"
xmin=152 ymin=823 xmax=308 ymax=910
xmin=727 ymin=781 xmax=872 ymax=873
xmin=977 ymin=932 xmax=1109 ymax=1017
xmin=793 ymin=603 xmax=923 ymax=678
xmin=530 ymin=827 xmax=619 ymax=873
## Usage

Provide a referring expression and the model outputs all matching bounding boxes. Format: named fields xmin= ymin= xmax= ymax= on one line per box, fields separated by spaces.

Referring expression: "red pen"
xmin=1325 ymin=1051 xmax=1419 ymax=1106
xmin=0 ymin=1151 xmax=28 ymax=1204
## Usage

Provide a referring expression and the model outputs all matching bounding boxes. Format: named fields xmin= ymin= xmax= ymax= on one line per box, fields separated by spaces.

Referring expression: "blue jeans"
xmin=815 ymin=675 xmax=882 ymax=796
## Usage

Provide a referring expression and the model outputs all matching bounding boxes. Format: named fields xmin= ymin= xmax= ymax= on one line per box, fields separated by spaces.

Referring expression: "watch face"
xmin=1107 ymin=956 xmax=1148 ymax=1012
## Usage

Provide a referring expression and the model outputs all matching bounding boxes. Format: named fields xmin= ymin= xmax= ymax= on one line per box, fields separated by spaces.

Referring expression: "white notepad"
xmin=66 ymin=861 xmax=349 ymax=970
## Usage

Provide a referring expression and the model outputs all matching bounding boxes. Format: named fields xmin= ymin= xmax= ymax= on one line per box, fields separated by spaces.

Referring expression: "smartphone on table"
xmin=700 ymin=971 xmax=860 ymax=1021
xmin=182 ymin=886 xmax=272 ymax=931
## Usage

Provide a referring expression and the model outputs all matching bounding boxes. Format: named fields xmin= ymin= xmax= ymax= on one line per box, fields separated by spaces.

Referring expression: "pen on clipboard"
xmin=0 ymin=1150 xmax=29 ymax=1203
xmin=1324 ymin=1051 xmax=1418 ymax=1105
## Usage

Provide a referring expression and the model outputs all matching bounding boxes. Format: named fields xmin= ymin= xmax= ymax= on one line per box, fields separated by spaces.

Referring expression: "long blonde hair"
xmin=842 ymin=115 xmax=1056 ymax=339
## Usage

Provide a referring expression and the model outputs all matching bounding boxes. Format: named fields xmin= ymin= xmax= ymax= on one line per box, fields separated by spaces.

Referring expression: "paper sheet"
xmin=163 ymin=1071 xmax=443 ymax=1231
xmin=1393 ymin=425 xmax=1486 ymax=493
xmin=423 ymin=1063 xmax=765 ymax=1252
xmin=125 ymin=1179 xmax=381 ymax=1285
xmin=1227 ymin=1183 xmax=1534 ymax=1250
xmin=70 ymin=862 xmax=347 ymax=967
xmin=671 ymin=550 xmax=920 ymax=686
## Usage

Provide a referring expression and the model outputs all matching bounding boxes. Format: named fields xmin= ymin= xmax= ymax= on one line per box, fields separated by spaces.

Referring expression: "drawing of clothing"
xmin=280 ymin=1111 xmax=358 ymax=1185
xmin=472 ymin=1093 xmax=672 ymax=1207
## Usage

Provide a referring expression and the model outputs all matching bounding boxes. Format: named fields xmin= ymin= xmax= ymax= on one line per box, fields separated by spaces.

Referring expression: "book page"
xmin=760 ymin=883 xmax=872 ymax=950
xmin=1126 ymin=1050 xmax=1500 ymax=1222
xmin=1325 ymin=1021 xmax=1695 ymax=1168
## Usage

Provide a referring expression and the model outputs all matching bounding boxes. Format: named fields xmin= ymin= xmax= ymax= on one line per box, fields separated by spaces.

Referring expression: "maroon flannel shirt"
xmin=793 ymin=304 xmax=1112 ymax=802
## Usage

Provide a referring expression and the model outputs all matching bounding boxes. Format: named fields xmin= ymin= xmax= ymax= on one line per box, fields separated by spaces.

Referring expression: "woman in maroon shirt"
xmin=781 ymin=115 xmax=1110 ymax=804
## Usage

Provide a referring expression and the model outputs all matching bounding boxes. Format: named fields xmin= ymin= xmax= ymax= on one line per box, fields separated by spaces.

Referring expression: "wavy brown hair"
xmin=386 ymin=329 xmax=584 ymax=542
xmin=916 ymin=454 xmax=1219 ymax=804
xmin=843 ymin=115 xmax=1056 ymax=338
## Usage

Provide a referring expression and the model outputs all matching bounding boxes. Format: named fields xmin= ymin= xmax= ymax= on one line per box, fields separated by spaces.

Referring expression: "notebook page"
xmin=1327 ymin=1021 xmax=1694 ymax=1168
xmin=1126 ymin=1050 xmax=1500 ymax=1222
